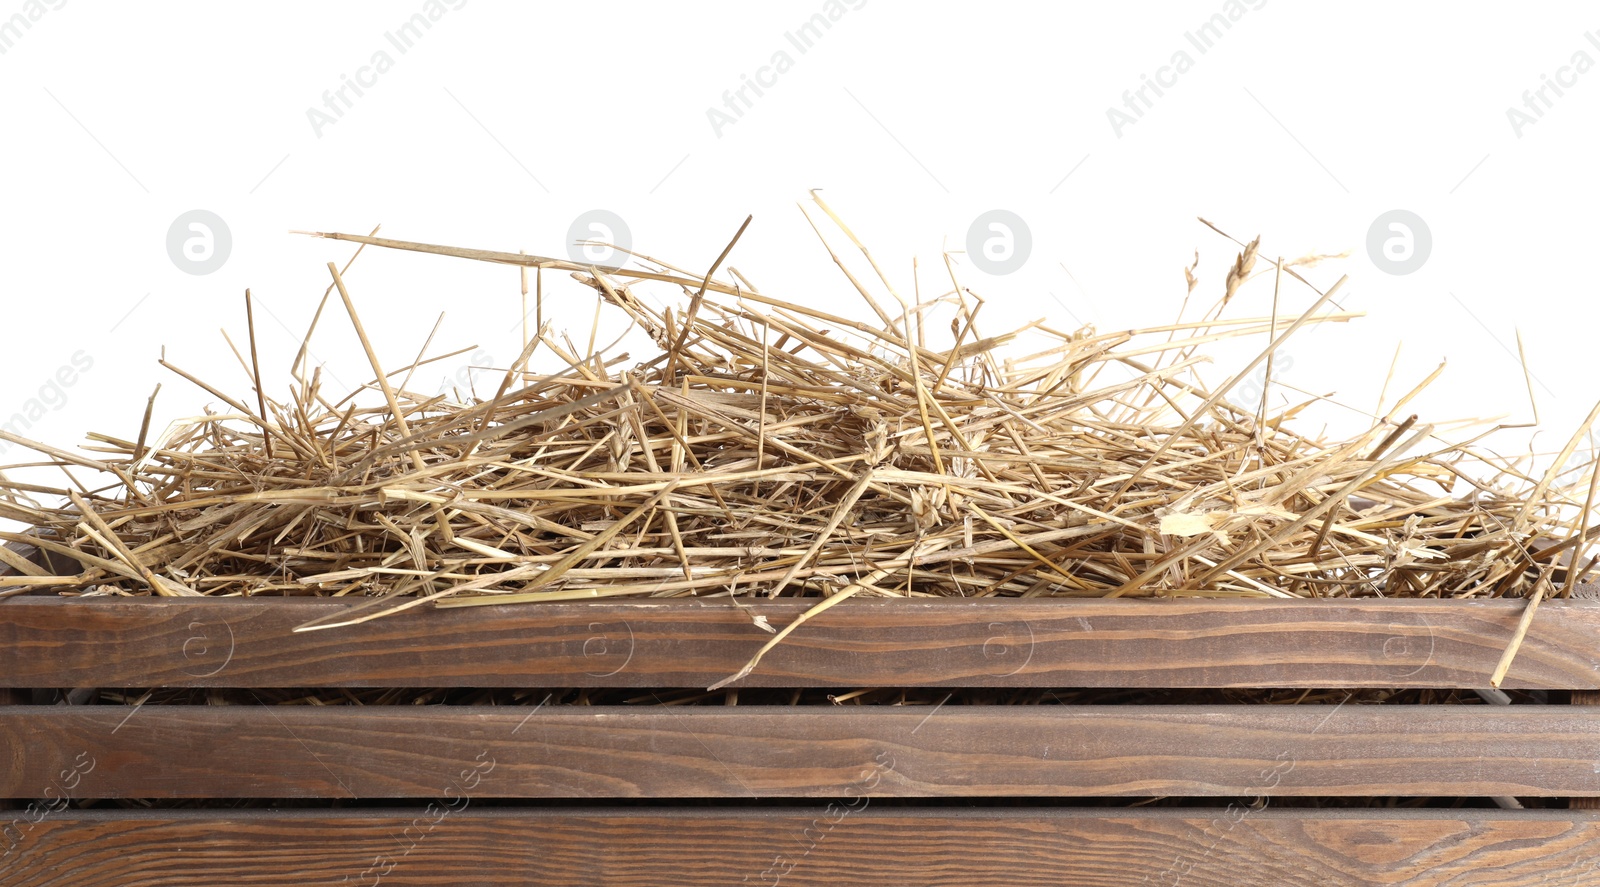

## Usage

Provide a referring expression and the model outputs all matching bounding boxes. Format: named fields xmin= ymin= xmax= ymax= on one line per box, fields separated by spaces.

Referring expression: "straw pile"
xmin=2 ymin=200 xmax=1597 ymax=634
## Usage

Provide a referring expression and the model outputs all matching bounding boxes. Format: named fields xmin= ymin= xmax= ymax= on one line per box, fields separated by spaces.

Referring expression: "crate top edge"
xmin=5 ymin=593 xmax=1598 ymax=613
xmin=27 ymin=805 xmax=1600 ymax=824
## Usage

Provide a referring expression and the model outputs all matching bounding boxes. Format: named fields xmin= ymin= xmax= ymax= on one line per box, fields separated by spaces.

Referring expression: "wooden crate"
xmin=5 ymin=541 xmax=1600 ymax=886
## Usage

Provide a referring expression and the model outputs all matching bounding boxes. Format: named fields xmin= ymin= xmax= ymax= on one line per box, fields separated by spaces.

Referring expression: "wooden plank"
xmin=5 ymin=808 xmax=1600 ymax=886
xmin=1574 ymin=690 xmax=1600 ymax=811
xmin=4 ymin=596 xmax=1600 ymax=689
xmin=4 ymin=705 xmax=1598 ymax=799
xmin=0 ymin=687 xmax=15 ymax=818
xmin=0 ymin=538 xmax=68 ymax=586
xmin=0 ymin=539 xmax=43 ymax=572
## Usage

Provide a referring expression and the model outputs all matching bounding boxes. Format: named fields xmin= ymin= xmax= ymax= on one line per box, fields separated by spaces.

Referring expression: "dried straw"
xmin=3 ymin=204 xmax=1597 ymax=642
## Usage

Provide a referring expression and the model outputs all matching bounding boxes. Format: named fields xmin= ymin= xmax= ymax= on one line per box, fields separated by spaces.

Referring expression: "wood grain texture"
xmin=5 ymin=596 xmax=1600 ymax=689
xmin=1572 ymin=691 xmax=1600 ymax=810
xmin=0 ymin=539 xmax=69 ymax=586
xmin=0 ymin=539 xmax=42 ymax=571
xmin=0 ymin=687 xmax=15 ymax=815
xmin=4 ymin=705 xmax=1599 ymax=799
xmin=5 ymin=808 xmax=1600 ymax=886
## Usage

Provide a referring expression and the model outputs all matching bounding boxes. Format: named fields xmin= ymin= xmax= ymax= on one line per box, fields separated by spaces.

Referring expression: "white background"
xmin=2 ymin=1 xmax=1598 ymax=508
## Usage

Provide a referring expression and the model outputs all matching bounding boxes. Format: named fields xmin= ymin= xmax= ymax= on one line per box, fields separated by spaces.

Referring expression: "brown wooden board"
xmin=5 ymin=808 xmax=1600 ymax=886
xmin=0 ymin=539 xmax=43 ymax=570
xmin=0 ymin=687 xmax=15 ymax=818
xmin=1573 ymin=690 xmax=1600 ymax=810
xmin=4 ymin=596 xmax=1598 ymax=689
xmin=4 ymin=705 xmax=1599 ymax=799
xmin=0 ymin=538 xmax=69 ymax=585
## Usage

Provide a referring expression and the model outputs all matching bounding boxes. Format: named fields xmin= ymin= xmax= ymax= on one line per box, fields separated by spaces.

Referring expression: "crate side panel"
xmin=3 ymin=809 xmax=1599 ymax=887
xmin=4 ymin=597 xmax=1599 ymax=689
xmin=4 ymin=706 xmax=1598 ymax=799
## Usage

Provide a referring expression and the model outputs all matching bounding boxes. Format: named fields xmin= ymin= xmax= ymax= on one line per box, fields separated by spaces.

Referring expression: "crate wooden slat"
xmin=0 ymin=688 xmax=15 ymax=827
xmin=5 ymin=705 xmax=1598 ymax=799
xmin=4 ymin=808 xmax=1599 ymax=887
xmin=1575 ymin=691 xmax=1600 ymax=811
xmin=9 ymin=549 xmax=1600 ymax=884
xmin=4 ymin=596 xmax=1599 ymax=689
